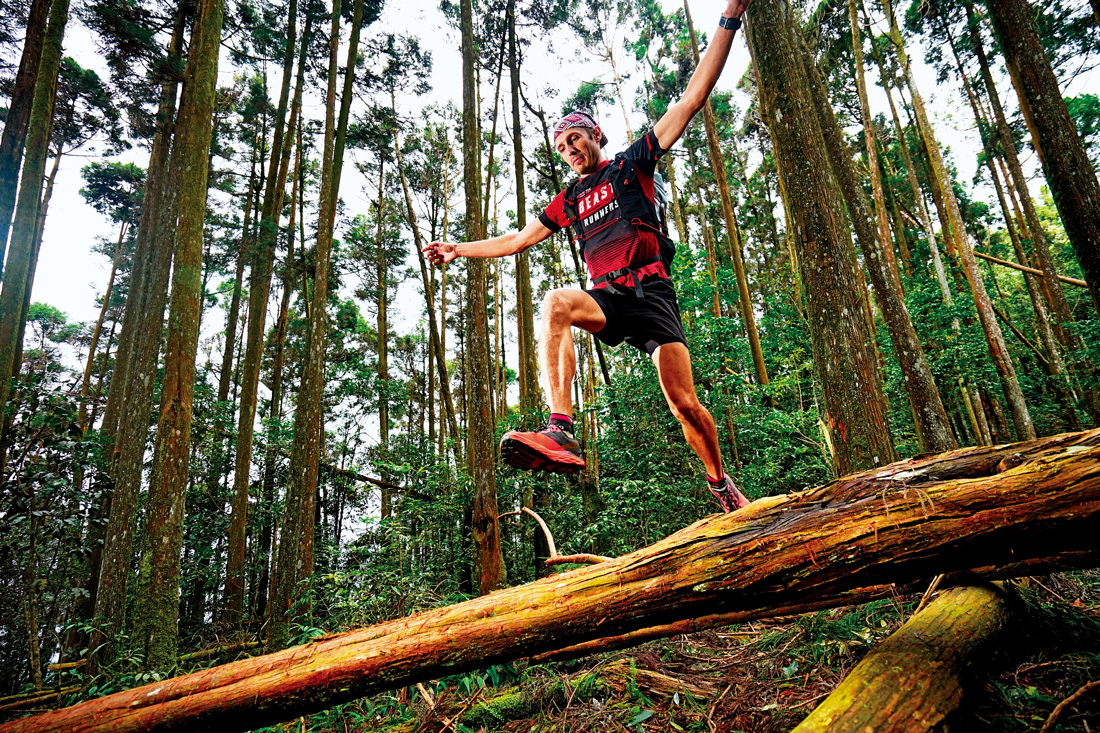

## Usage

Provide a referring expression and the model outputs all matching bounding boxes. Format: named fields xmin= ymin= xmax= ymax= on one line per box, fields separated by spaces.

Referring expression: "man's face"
xmin=555 ymin=127 xmax=603 ymax=176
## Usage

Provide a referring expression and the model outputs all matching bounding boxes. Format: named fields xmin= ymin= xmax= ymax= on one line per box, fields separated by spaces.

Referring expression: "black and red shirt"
xmin=539 ymin=130 xmax=668 ymax=289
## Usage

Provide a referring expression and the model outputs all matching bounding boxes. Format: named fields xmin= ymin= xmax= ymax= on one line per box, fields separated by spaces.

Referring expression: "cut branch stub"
xmin=6 ymin=430 xmax=1100 ymax=733
xmin=499 ymin=506 xmax=610 ymax=566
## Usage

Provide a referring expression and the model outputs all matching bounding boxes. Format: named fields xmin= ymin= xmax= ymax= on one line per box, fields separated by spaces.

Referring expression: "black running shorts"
xmin=585 ymin=276 xmax=687 ymax=356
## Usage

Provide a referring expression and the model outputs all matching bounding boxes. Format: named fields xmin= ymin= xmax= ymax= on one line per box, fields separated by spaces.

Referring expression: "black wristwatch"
xmin=719 ymin=15 xmax=742 ymax=30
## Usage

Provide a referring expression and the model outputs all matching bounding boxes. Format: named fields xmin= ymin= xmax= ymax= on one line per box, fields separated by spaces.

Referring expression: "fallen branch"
xmin=0 ymin=687 xmax=80 ymax=714
xmin=178 ymin=641 xmax=261 ymax=663
xmin=1039 ymin=679 xmax=1100 ymax=733
xmin=973 ymin=250 xmax=1088 ymax=288
xmin=6 ymin=430 xmax=1099 ymax=733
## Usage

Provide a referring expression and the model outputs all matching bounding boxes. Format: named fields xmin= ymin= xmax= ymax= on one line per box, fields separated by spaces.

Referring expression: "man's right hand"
xmin=424 ymin=241 xmax=458 ymax=265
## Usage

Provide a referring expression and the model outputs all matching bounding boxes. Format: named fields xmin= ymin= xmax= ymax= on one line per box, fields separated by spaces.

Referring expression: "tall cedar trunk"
xmin=259 ymin=83 xmax=306 ymax=621
xmin=130 ymin=0 xmax=224 ymax=669
xmin=391 ymin=100 xmax=461 ymax=462
xmin=683 ymin=0 xmax=769 ymax=389
xmin=462 ymin=0 xmax=504 ymax=595
xmin=883 ymin=0 xmax=1035 ymax=440
xmin=746 ymin=0 xmax=895 ymax=474
xmin=965 ymin=4 xmax=1100 ymax=423
xmin=804 ymin=7 xmax=954 ymax=452
xmin=508 ymin=2 xmax=537 ymax=419
xmin=79 ymin=223 xmax=127 ymax=433
xmin=76 ymin=10 xmax=185 ymax=664
xmin=10 ymin=429 xmax=1100 ymax=733
xmin=0 ymin=0 xmax=69 ymax=426
xmin=224 ymin=0 xmax=299 ymax=626
xmin=945 ymin=26 xmax=1081 ymax=430
xmin=376 ymin=163 xmax=391 ymax=519
xmin=0 ymin=0 xmax=50 ymax=273
xmin=269 ymin=0 xmax=362 ymax=650
xmin=986 ymin=0 xmax=1100 ymax=315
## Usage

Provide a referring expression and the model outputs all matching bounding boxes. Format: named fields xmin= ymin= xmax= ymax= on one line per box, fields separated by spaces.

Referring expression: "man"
xmin=424 ymin=0 xmax=751 ymax=512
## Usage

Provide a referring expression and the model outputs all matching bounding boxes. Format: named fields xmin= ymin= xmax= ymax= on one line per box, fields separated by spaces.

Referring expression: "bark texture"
xmin=131 ymin=0 xmax=225 ymax=669
xmin=0 ymin=0 xmax=70 ymax=421
xmin=746 ymin=0 xmax=896 ymax=474
xmin=986 ymin=0 xmax=1100 ymax=315
xmin=7 ymin=429 xmax=1100 ymax=733
xmin=0 ymin=0 xmax=50 ymax=271
xmin=795 ymin=585 xmax=1008 ymax=732
xmin=462 ymin=0 xmax=504 ymax=594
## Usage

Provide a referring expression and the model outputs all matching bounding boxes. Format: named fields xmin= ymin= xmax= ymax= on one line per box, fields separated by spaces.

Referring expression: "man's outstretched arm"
xmin=424 ymin=217 xmax=555 ymax=265
xmin=653 ymin=0 xmax=751 ymax=151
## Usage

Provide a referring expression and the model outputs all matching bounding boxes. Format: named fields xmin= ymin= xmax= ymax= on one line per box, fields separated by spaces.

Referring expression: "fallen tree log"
xmin=4 ymin=429 xmax=1099 ymax=733
xmin=793 ymin=585 xmax=1008 ymax=732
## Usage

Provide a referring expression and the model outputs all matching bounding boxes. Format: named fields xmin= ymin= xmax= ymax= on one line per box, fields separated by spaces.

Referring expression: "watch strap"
xmin=719 ymin=15 xmax=742 ymax=30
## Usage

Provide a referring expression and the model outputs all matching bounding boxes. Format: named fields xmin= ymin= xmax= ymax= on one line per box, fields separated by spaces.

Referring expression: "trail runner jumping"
xmin=424 ymin=0 xmax=752 ymax=512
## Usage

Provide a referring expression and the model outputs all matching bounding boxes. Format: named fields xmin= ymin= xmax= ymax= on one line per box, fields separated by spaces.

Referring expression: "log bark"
xmin=794 ymin=585 xmax=1008 ymax=732
xmin=7 ymin=429 xmax=1100 ymax=733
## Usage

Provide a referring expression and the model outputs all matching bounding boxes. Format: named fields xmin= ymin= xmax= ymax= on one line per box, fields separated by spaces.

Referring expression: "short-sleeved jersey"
xmin=539 ymin=130 xmax=668 ymax=289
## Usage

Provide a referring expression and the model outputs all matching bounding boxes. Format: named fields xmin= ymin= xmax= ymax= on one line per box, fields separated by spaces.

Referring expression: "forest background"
xmin=0 ymin=0 xmax=1098 ymax=727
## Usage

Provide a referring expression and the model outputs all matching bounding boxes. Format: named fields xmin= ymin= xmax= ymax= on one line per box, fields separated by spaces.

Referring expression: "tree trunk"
xmin=0 ymin=0 xmax=70 ymax=424
xmin=0 ymin=0 xmax=50 ymax=273
xmin=79 ymin=221 xmax=127 ymax=434
xmin=9 ymin=428 xmax=1100 ymax=733
xmin=747 ymin=0 xmax=896 ymax=474
xmin=986 ymin=0 xmax=1100 ymax=315
xmin=130 ymin=0 xmax=225 ymax=670
xmin=269 ymin=0 xmax=362 ymax=650
xmin=883 ymin=0 xmax=1035 ymax=441
xmin=684 ymin=0 xmax=769 ymax=391
xmin=965 ymin=1 xmax=1100 ymax=423
xmin=461 ymin=0 xmax=504 ymax=595
xmin=87 ymin=7 xmax=186 ymax=669
xmin=223 ymin=0 xmax=300 ymax=626
xmin=391 ymin=104 xmax=461 ymax=460
xmin=794 ymin=585 xmax=1008 ymax=732
xmin=376 ymin=163 xmax=391 ymax=519
xmin=808 ymin=4 xmax=954 ymax=453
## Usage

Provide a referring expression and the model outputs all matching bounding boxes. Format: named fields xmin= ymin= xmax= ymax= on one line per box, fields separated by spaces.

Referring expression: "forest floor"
xmin=259 ymin=570 xmax=1100 ymax=733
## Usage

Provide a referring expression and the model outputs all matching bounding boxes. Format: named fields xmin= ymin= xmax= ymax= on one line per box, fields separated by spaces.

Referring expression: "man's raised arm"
xmin=423 ymin=216 xmax=554 ymax=266
xmin=653 ymin=0 xmax=751 ymax=151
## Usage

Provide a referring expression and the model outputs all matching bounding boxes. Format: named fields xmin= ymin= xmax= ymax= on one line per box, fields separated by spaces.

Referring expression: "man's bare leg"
xmin=651 ymin=342 xmax=723 ymax=478
xmin=499 ymin=289 xmax=606 ymax=473
xmin=538 ymin=288 xmax=607 ymax=415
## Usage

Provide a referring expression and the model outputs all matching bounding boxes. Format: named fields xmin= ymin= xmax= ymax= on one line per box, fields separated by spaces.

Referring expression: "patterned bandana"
xmin=553 ymin=111 xmax=609 ymax=148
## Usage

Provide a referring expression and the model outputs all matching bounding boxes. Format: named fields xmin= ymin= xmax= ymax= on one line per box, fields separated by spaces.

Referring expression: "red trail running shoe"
xmin=500 ymin=424 xmax=585 ymax=474
xmin=710 ymin=474 xmax=750 ymax=513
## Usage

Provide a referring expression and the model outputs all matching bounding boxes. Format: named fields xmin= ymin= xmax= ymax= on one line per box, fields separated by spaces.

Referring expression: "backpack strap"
xmin=590 ymin=255 xmax=661 ymax=298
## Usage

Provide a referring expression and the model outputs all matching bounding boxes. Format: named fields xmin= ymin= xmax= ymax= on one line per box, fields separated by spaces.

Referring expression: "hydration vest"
xmin=562 ymin=154 xmax=676 ymax=297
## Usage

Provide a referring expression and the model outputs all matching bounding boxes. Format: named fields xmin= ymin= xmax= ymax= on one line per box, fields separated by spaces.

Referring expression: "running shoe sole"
xmin=500 ymin=431 xmax=585 ymax=474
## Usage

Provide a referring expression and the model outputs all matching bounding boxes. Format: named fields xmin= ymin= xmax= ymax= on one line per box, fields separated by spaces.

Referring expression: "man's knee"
xmin=541 ymin=289 xmax=575 ymax=329
xmin=668 ymin=393 xmax=709 ymax=427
